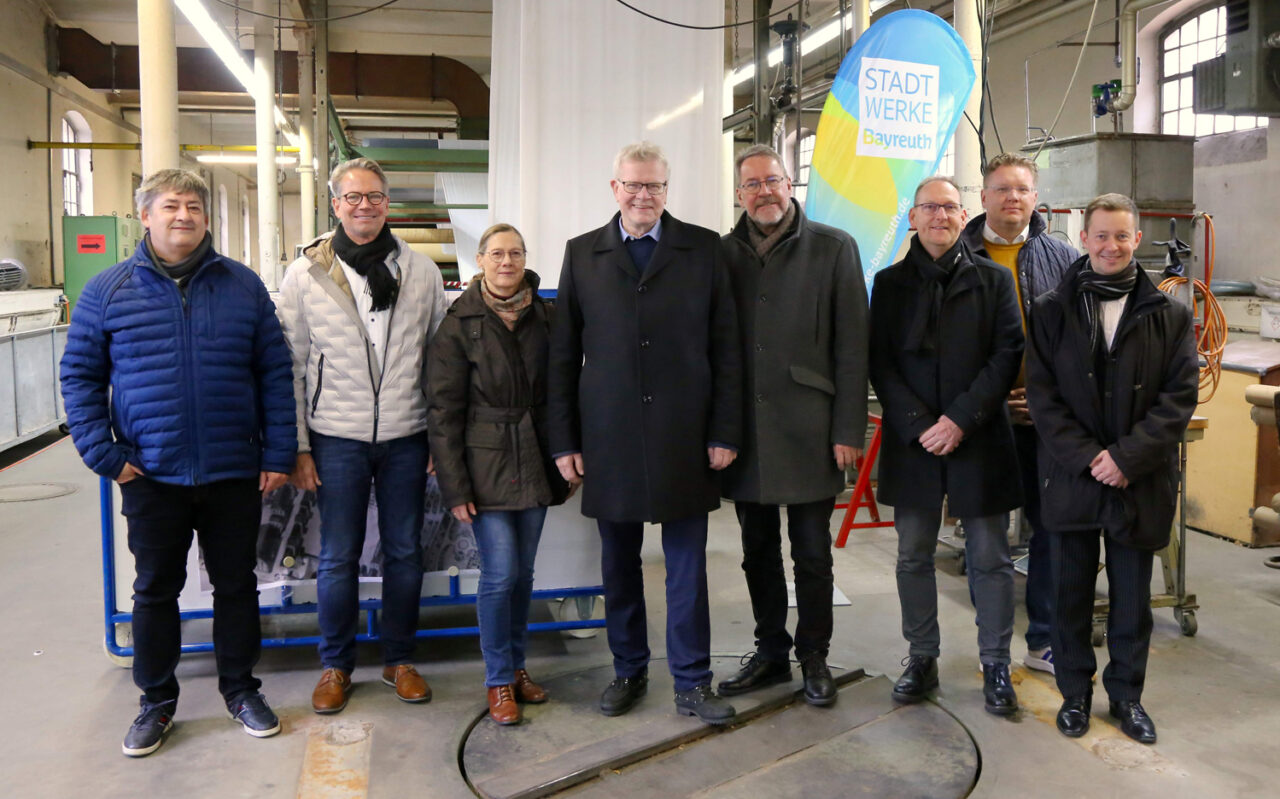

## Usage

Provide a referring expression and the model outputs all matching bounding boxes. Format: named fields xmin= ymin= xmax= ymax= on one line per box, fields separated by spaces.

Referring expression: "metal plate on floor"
xmin=461 ymin=660 xmax=978 ymax=799
xmin=0 ymin=482 xmax=79 ymax=502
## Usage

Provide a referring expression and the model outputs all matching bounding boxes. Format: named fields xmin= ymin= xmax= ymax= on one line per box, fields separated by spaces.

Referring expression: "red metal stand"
xmin=834 ymin=414 xmax=893 ymax=548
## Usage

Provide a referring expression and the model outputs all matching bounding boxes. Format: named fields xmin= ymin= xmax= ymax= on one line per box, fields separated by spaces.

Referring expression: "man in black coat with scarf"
xmin=1026 ymin=193 xmax=1197 ymax=744
xmin=869 ymin=176 xmax=1025 ymax=717
xmin=548 ymin=141 xmax=742 ymax=725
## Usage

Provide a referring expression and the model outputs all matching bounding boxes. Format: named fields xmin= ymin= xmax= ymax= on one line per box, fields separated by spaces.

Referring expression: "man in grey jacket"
xmin=717 ymin=145 xmax=869 ymax=707
xmin=277 ymin=157 xmax=448 ymax=714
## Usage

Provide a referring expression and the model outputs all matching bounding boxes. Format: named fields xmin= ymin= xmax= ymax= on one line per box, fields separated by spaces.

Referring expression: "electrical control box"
xmin=1193 ymin=0 xmax=1280 ymax=116
xmin=61 ymin=214 xmax=143 ymax=309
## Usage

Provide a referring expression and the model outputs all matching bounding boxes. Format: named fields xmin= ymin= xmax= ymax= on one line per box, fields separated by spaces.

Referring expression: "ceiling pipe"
xmin=1109 ymin=0 xmax=1167 ymax=114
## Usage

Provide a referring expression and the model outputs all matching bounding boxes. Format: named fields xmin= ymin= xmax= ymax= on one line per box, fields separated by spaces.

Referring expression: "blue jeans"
xmin=311 ymin=431 xmax=428 ymax=671
xmin=471 ymin=507 xmax=548 ymax=686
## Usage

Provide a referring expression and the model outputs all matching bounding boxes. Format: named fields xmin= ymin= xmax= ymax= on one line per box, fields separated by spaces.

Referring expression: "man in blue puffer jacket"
xmin=60 ymin=169 xmax=296 ymax=758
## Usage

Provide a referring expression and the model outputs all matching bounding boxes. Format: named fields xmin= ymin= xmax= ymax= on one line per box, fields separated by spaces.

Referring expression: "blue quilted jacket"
xmin=60 ymin=241 xmax=296 ymax=485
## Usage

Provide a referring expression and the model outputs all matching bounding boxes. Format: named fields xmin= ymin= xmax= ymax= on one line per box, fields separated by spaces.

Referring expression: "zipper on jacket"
xmin=311 ymin=354 xmax=325 ymax=414
xmin=367 ymin=302 xmax=396 ymax=445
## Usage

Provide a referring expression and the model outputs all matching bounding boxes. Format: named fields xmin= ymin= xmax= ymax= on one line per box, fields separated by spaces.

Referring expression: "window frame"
xmin=1158 ymin=3 xmax=1268 ymax=137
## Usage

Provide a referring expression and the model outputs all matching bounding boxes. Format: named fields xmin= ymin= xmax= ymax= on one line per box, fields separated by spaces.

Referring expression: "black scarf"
xmin=1077 ymin=261 xmax=1138 ymax=353
xmin=903 ymin=235 xmax=964 ymax=353
xmin=332 ymin=223 xmax=399 ymax=311
xmin=144 ymin=231 xmax=212 ymax=293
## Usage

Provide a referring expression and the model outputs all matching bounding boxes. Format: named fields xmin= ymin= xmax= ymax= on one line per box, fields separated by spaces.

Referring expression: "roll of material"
xmin=1244 ymin=384 xmax=1280 ymax=409
xmin=1253 ymin=505 xmax=1280 ymax=534
xmin=397 ymin=228 xmax=455 ymax=244
xmin=1250 ymin=406 xmax=1277 ymax=427
xmin=1272 ymin=492 xmax=1280 ymax=514
xmin=406 ymin=242 xmax=456 ymax=263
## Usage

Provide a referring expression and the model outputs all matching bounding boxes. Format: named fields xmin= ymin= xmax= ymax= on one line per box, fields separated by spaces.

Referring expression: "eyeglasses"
xmin=484 ymin=249 xmax=526 ymax=262
xmin=339 ymin=191 xmax=388 ymax=206
xmin=986 ymin=186 xmax=1035 ymax=198
xmin=618 ymin=181 xmax=668 ymax=196
xmin=914 ymin=202 xmax=964 ymax=217
xmin=739 ymin=176 xmax=787 ymax=194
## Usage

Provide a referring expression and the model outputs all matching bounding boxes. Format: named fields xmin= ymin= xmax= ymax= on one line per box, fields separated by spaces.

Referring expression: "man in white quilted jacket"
xmin=277 ymin=157 xmax=448 ymax=714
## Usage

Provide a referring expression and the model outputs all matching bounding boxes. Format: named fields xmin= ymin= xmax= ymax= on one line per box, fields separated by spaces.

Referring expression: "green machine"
xmin=62 ymin=215 xmax=143 ymax=309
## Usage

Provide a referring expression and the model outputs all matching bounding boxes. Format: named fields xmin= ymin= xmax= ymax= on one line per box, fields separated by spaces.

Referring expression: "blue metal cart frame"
xmin=99 ymin=477 xmax=606 ymax=659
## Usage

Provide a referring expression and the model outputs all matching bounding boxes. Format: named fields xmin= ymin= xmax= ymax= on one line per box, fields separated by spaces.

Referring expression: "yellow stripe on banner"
xmin=810 ymin=96 xmax=899 ymax=216
xmin=297 ymin=721 xmax=374 ymax=799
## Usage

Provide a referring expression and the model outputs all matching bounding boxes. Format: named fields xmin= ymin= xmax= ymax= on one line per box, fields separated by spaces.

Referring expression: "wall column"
xmin=952 ymin=0 xmax=984 ymax=212
xmin=136 ymin=0 xmax=180 ymax=174
xmin=254 ymin=0 xmax=280 ymax=288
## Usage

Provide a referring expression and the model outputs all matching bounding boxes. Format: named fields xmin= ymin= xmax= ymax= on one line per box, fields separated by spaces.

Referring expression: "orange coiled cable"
xmin=1158 ymin=213 xmax=1225 ymax=403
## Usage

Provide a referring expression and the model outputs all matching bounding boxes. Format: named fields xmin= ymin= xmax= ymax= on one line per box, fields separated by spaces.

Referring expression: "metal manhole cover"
xmin=0 ymin=483 xmax=80 ymax=502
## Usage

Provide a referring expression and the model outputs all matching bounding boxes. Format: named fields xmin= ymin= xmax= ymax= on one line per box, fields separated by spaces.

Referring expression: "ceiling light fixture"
xmin=173 ymin=0 xmax=300 ymax=146
xmin=727 ymin=1 xmax=895 ymax=88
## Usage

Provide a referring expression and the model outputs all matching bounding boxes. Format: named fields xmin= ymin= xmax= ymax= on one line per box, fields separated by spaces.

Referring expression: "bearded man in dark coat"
xmin=716 ymin=145 xmax=868 ymax=708
xmin=869 ymin=176 xmax=1025 ymax=718
xmin=548 ymin=141 xmax=742 ymax=725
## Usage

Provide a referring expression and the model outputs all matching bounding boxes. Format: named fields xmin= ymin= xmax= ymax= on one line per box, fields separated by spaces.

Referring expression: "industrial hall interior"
xmin=3 ymin=0 xmax=1280 ymax=797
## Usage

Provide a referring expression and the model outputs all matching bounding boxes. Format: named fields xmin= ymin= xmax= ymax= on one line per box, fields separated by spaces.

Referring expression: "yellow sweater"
xmin=984 ymin=239 xmax=1026 ymax=387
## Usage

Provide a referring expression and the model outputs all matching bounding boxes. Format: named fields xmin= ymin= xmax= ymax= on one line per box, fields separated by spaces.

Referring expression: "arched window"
xmin=1159 ymin=4 xmax=1268 ymax=136
xmin=782 ymin=128 xmax=817 ymax=205
xmin=218 ymin=185 xmax=230 ymax=253
xmin=61 ymin=111 xmax=94 ymax=216
xmin=241 ymin=193 xmax=252 ymax=266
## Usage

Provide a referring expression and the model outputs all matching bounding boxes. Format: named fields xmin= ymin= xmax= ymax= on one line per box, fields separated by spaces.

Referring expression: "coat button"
xmin=640 ymin=339 xmax=651 ymax=348
xmin=638 ymin=285 xmax=648 ymax=294
xmin=756 ymin=393 xmax=765 ymax=403
xmin=756 ymin=344 xmax=765 ymax=351
xmin=642 ymin=394 xmax=653 ymax=404
xmin=758 ymin=294 xmax=767 ymax=302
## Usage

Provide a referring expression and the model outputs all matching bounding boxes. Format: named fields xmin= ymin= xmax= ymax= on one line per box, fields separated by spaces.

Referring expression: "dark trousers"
xmin=1050 ymin=531 xmax=1154 ymax=702
xmin=1014 ymin=425 xmax=1055 ymax=650
xmin=119 ymin=477 xmax=263 ymax=708
xmin=735 ymin=497 xmax=836 ymax=661
xmin=598 ymin=516 xmax=711 ymax=692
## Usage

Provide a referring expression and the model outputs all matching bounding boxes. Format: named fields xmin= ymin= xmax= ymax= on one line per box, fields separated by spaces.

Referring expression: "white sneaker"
xmin=1024 ymin=646 xmax=1055 ymax=675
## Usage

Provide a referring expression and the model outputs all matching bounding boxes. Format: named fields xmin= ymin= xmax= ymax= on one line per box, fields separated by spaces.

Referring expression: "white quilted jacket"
xmin=277 ymin=232 xmax=448 ymax=450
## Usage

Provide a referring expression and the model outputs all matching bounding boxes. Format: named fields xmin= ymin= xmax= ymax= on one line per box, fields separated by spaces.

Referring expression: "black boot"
xmin=1056 ymin=693 xmax=1092 ymax=738
xmin=800 ymin=654 xmax=836 ymax=707
xmin=716 ymin=652 xmax=792 ymax=697
xmin=982 ymin=663 xmax=1018 ymax=716
xmin=674 ymin=685 xmax=736 ymax=725
xmin=891 ymin=656 xmax=938 ymax=703
xmin=599 ymin=671 xmax=648 ymax=717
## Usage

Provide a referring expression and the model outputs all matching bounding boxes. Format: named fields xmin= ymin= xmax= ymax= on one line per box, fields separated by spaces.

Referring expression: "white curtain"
xmin=436 ymin=140 xmax=489 ymax=282
xmin=489 ymin=0 xmax=725 ymax=288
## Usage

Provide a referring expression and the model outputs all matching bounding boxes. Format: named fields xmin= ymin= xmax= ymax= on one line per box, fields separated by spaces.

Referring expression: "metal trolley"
xmin=98 ymin=477 xmax=606 ymax=664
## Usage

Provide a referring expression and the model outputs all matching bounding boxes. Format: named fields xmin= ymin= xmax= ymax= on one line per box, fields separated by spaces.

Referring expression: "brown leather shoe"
xmin=381 ymin=664 xmax=431 ymax=703
xmin=513 ymin=669 xmax=548 ymax=704
xmin=312 ymin=667 xmax=352 ymax=714
xmin=487 ymin=685 xmax=521 ymax=725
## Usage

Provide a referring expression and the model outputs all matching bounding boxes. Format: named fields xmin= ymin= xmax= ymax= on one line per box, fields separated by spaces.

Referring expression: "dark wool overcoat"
xmin=426 ymin=270 xmax=569 ymax=512
xmin=1026 ymin=259 xmax=1198 ymax=550
xmin=868 ymin=238 xmax=1025 ymax=517
xmin=547 ymin=212 xmax=742 ymax=523
xmin=720 ymin=202 xmax=869 ymax=504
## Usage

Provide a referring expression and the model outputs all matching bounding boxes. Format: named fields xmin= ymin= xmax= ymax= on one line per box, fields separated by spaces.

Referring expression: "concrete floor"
xmin=1 ymin=434 xmax=1278 ymax=798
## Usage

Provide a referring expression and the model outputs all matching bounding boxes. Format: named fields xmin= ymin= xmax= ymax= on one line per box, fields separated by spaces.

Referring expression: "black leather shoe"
xmin=1109 ymin=700 xmax=1157 ymax=744
xmin=891 ymin=656 xmax=938 ymax=703
xmin=800 ymin=654 xmax=837 ymax=707
xmin=674 ymin=684 xmax=736 ymax=725
xmin=599 ymin=672 xmax=648 ymax=717
xmin=717 ymin=652 xmax=792 ymax=697
xmin=981 ymin=663 xmax=1018 ymax=716
xmin=1056 ymin=694 xmax=1092 ymax=738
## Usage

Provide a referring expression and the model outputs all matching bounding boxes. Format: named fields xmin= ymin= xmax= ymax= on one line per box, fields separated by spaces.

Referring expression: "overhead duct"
xmin=52 ymin=27 xmax=490 ymax=138
xmin=1109 ymin=0 xmax=1170 ymax=114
